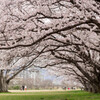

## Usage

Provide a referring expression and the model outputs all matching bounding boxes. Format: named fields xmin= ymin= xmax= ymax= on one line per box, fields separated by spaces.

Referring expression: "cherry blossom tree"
xmin=0 ymin=0 xmax=100 ymax=92
xmin=29 ymin=0 xmax=100 ymax=93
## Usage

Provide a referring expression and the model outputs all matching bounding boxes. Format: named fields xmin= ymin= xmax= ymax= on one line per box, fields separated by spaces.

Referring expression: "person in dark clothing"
xmin=22 ymin=85 xmax=25 ymax=90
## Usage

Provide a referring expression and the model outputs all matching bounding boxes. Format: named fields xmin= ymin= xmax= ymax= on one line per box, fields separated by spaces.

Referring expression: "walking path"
xmin=9 ymin=89 xmax=66 ymax=92
xmin=0 ymin=90 xmax=68 ymax=96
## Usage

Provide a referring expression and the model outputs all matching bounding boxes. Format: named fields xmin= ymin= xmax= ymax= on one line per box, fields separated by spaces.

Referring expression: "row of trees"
xmin=9 ymin=70 xmax=54 ymax=89
xmin=0 ymin=0 xmax=100 ymax=93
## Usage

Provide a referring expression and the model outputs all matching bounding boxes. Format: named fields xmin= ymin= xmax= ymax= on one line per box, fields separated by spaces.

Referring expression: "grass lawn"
xmin=0 ymin=90 xmax=100 ymax=100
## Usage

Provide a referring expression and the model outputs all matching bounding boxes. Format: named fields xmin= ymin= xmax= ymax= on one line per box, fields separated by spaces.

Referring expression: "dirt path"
xmin=9 ymin=90 xmax=66 ymax=92
xmin=0 ymin=93 xmax=67 ymax=96
xmin=0 ymin=90 xmax=68 ymax=96
xmin=0 ymin=90 xmax=69 ymax=96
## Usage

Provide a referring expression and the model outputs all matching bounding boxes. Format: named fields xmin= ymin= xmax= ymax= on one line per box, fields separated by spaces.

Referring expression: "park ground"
xmin=0 ymin=90 xmax=100 ymax=100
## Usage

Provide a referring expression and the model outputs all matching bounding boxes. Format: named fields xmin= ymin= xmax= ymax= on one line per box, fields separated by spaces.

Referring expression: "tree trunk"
xmin=91 ymin=84 xmax=100 ymax=93
xmin=0 ymin=70 xmax=8 ymax=92
xmin=84 ymin=82 xmax=100 ymax=93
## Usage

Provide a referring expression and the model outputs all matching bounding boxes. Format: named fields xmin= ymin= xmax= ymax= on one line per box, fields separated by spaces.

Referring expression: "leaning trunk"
xmin=0 ymin=70 xmax=8 ymax=92
xmin=91 ymin=84 xmax=100 ymax=93
xmin=84 ymin=82 xmax=100 ymax=93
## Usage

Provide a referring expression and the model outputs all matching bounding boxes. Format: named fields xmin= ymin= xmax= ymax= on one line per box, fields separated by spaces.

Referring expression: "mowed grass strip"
xmin=0 ymin=91 xmax=100 ymax=100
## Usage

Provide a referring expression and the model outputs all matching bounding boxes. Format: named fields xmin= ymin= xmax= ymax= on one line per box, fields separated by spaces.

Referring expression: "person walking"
xmin=22 ymin=85 xmax=25 ymax=90
xmin=25 ymin=85 xmax=27 ymax=90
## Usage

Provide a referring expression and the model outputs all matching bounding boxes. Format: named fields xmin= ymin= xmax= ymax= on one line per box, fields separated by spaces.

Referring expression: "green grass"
xmin=0 ymin=91 xmax=100 ymax=100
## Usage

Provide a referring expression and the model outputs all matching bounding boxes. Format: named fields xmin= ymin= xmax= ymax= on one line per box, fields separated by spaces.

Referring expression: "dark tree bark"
xmin=0 ymin=70 xmax=8 ymax=92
